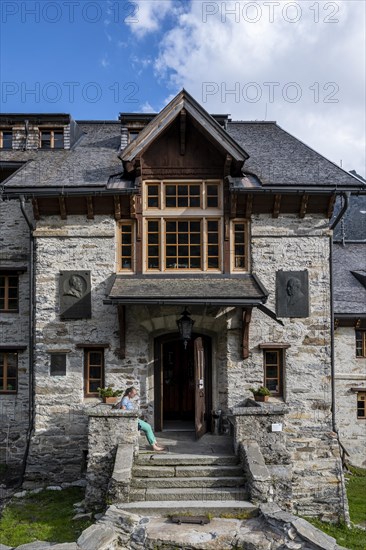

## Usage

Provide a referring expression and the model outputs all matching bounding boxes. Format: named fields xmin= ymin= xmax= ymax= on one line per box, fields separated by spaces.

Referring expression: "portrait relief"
xmin=59 ymin=271 xmax=91 ymax=319
xmin=276 ymin=270 xmax=309 ymax=318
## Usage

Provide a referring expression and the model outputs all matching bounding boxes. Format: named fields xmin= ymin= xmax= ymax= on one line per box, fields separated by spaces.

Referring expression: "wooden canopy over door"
xmin=194 ymin=337 xmax=207 ymax=439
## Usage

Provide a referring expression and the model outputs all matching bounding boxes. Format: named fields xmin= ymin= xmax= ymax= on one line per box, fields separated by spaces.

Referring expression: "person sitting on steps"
xmin=117 ymin=386 xmax=165 ymax=452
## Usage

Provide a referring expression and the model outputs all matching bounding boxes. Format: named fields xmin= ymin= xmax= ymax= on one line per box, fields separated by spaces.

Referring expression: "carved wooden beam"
xmin=114 ymin=196 xmax=121 ymax=221
xmin=117 ymin=304 xmax=126 ymax=359
xmin=299 ymin=194 xmax=309 ymax=218
xmin=242 ymin=307 xmax=252 ymax=359
xmin=134 ymin=157 xmax=141 ymax=178
xmin=224 ymin=154 xmax=232 ymax=177
xmin=273 ymin=194 xmax=281 ymax=218
xmin=32 ymin=198 xmax=40 ymax=220
xmin=59 ymin=196 xmax=67 ymax=220
xmin=245 ymin=194 xmax=253 ymax=218
xmin=355 ymin=318 xmax=361 ymax=329
xmin=327 ymin=194 xmax=336 ymax=219
xmin=180 ymin=109 xmax=186 ymax=156
xmin=86 ymin=197 xmax=94 ymax=220
xmin=334 ymin=318 xmax=339 ymax=330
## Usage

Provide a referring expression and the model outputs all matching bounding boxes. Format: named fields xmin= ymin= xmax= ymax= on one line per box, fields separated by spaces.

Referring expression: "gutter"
xmin=19 ymin=196 xmax=35 ymax=486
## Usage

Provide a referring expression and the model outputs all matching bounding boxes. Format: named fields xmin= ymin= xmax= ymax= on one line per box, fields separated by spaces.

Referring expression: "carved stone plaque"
xmin=276 ymin=270 xmax=309 ymax=318
xmin=60 ymin=271 xmax=91 ymax=319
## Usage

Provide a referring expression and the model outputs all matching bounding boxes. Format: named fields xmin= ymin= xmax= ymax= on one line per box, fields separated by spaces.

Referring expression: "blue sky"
xmin=1 ymin=0 xmax=365 ymax=175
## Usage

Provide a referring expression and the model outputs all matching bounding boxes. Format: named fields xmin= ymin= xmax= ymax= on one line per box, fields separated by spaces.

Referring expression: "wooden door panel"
xmin=194 ymin=337 xmax=207 ymax=439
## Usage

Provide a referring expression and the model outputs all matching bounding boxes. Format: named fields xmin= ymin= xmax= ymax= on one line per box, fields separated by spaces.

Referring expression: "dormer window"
xmin=129 ymin=131 xmax=139 ymax=143
xmin=40 ymin=129 xmax=64 ymax=149
xmin=0 ymin=130 xmax=12 ymax=149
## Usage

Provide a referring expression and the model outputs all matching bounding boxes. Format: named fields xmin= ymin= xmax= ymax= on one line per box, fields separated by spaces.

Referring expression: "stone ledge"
xmin=86 ymin=408 xmax=139 ymax=418
xmin=230 ymin=403 xmax=289 ymax=416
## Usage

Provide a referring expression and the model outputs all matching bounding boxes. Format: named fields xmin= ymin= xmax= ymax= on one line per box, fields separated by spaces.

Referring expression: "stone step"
xmin=135 ymin=453 xmax=239 ymax=467
xmin=132 ymin=465 xmax=244 ymax=478
xmin=119 ymin=500 xmax=258 ymax=517
xmin=131 ymin=476 xmax=245 ymax=489
xmin=130 ymin=487 xmax=249 ymax=502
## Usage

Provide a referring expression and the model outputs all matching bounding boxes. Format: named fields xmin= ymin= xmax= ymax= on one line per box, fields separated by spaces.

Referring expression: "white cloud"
xmin=150 ymin=0 xmax=365 ymax=175
xmin=140 ymin=101 xmax=155 ymax=113
xmin=100 ymin=55 xmax=110 ymax=68
xmin=126 ymin=0 xmax=175 ymax=37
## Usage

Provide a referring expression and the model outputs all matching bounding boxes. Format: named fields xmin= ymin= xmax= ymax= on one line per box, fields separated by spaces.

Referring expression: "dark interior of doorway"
xmin=162 ymin=338 xmax=195 ymax=431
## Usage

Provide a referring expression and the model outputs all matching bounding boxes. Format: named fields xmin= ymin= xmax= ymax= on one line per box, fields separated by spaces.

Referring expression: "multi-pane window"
xmin=0 ymin=352 xmax=17 ymax=393
xmin=84 ymin=349 xmax=104 ymax=397
xmin=144 ymin=181 xmax=224 ymax=272
xmin=0 ymin=130 xmax=12 ymax=149
xmin=0 ymin=274 xmax=19 ymax=312
xmin=232 ymin=221 xmax=247 ymax=270
xmin=40 ymin=129 xmax=64 ymax=149
xmin=264 ymin=350 xmax=283 ymax=396
xmin=146 ymin=218 xmax=220 ymax=271
xmin=356 ymin=331 xmax=366 ymax=358
xmin=357 ymin=392 xmax=366 ymax=419
xmin=119 ymin=222 xmax=134 ymax=270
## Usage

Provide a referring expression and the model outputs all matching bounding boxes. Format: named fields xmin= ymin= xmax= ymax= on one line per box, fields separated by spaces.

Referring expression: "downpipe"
xmin=19 ymin=196 xmax=35 ymax=486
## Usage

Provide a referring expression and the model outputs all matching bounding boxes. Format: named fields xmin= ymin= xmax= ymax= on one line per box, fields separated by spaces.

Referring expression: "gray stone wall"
xmin=0 ymin=200 xmax=31 ymax=477
xmin=334 ymin=326 xmax=366 ymax=467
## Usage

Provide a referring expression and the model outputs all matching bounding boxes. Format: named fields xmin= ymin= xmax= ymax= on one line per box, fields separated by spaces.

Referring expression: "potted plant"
xmin=97 ymin=386 xmax=123 ymax=404
xmin=249 ymin=386 xmax=271 ymax=402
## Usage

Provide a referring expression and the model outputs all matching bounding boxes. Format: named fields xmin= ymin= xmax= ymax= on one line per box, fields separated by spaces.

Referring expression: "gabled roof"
xmin=119 ymin=89 xmax=249 ymax=164
xmin=333 ymin=243 xmax=366 ymax=316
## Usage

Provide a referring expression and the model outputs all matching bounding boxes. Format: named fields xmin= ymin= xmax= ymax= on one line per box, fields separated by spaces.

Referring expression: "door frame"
xmin=154 ymin=332 xmax=212 ymax=432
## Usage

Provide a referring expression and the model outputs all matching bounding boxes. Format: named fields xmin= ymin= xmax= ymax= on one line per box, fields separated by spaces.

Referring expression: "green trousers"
xmin=138 ymin=419 xmax=156 ymax=445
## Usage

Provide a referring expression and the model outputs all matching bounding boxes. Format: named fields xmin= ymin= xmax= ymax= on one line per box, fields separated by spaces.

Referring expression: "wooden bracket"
xmin=86 ymin=197 xmax=94 ymax=220
xmin=327 ymin=194 xmax=336 ymax=219
xmin=299 ymin=194 xmax=309 ymax=218
xmin=245 ymin=194 xmax=253 ymax=219
xmin=230 ymin=193 xmax=238 ymax=218
xmin=273 ymin=194 xmax=281 ymax=218
xmin=59 ymin=196 xmax=67 ymax=220
xmin=114 ymin=196 xmax=121 ymax=221
xmin=242 ymin=308 xmax=252 ymax=359
xmin=355 ymin=318 xmax=361 ymax=329
xmin=32 ymin=198 xmax=40 ymax=220
xmin=117 ymin=304 xmax=126 ymax=359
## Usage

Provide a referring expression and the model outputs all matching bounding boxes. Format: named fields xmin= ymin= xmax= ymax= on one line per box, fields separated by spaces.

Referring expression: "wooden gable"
xmin=141 ymin=113 xmax=227 ymax=180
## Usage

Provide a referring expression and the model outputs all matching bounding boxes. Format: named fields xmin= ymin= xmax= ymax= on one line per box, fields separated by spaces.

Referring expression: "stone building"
xmin=0 ymin=90 xmax=365 ymax=518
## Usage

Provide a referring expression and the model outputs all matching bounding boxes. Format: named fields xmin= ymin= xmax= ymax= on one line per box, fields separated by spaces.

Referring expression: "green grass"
xmin=306 ymin=518 xmax=366 ymax=550
xmin=346 ymin=467 xmax=366 ymax=526
xmin=0 ymin=487 xmax=93 ymax=547
xmin=305 ymin=466 xmax=366 ymax=550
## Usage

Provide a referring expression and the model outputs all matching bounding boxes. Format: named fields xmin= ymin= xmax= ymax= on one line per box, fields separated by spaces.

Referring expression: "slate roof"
xmin=0 ymin=122 xmax=127 ymax=190
xmin=227 ymin=122 xmax=363 ymax=188
xmin=108 ymin=275 xmax=268 ymax=306
xmin=333 ymin=194 xmax=366 ymax=242
xmin=333 ymin=243 xmax=366 ymax=315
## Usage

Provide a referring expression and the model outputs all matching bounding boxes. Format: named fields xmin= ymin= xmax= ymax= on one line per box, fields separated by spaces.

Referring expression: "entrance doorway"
xmin=154 ymin=333 xmax=212 ymax=438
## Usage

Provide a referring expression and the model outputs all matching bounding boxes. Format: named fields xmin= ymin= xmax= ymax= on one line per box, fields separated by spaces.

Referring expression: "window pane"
xmin=148 ymin=258 xmax=159 ymax=269
xmin=266 ymin=366 xmax=278 ymax=378
xmin=265 ymin=352 xmax=278 ymax=364
xmin=190 ymin=197 xmax=200 ymax=207
xmin=2 ymin=132 xmax=12 ymax=149
xmin=166 ymin=185 xmax=175 ymax=196
xmin=208 ymin=257 xmax=219 ymax=268
xmin=178 ymin=196 xmax=188 ymax=207
xmin=89 ymin=352 xmax=102 ymax=365
xmin=148 ymin=221 xmax=159 ymax=232
xmin=190 ymin=221 xmax=200 ymax=232
xmin=41 ymin=132 xmax=51 ymax=149
xmin=178 ymin=221 xmax=188 ymax=232
xmin=89 ymin=381 xmax=100 ymax=393
xmin=53 ymin=132 xmax=64 ymax=149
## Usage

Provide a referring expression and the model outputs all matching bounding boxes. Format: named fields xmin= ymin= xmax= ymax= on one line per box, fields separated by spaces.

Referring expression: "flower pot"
xmin=254 ymin=395 xmax=269 ymax=402
xmin=103 ymin=396 xmax=118 ymax=404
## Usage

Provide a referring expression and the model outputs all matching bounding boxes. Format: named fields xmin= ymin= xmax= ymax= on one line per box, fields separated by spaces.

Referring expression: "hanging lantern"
xmin=177 ymin=309 xmax=195 ymax=349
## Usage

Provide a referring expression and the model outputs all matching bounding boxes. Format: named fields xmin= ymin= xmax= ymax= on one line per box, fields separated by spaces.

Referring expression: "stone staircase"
xmin=121 ymin=450 xmax=257 ymax=516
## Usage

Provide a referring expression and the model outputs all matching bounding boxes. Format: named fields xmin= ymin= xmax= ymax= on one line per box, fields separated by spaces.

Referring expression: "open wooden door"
xmin=194 ymin=337 xmax=207 ymax=439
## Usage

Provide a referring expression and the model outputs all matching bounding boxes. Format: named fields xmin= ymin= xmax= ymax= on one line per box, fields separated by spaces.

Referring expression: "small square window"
xmin=357 ymin=392 xmax=366 ymax=419
xmin=356 ymin=331 xmax=366 ymax=358
xmin=0 ymin=130 xmax=12 ymax=149
xmin=84 ymin=349 xmax=104 ymax=397
xmin=40 ymin=129 xmax=64 ymax=149
xmin=50 ymin=354 xmax=67 ymax=376
xmin=0 ymin=273 xmax=19 ymax=312
xmin=0 ymin=351 xmax=18 ymax=393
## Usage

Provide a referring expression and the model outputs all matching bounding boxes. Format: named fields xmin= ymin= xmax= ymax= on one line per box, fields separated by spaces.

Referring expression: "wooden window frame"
xmin=231 ymin=219 xmax=249 ymax=272
xmin=40 ymin=129 xmax=64 ymax=149
xmin=263 ymin=348 xmax=284 ymax=397
xmin=0 ymin=351 xmax=18 ymax=394
xmin=144 ymin=217 xmax=222 ymax=273
xmin=0 ymin=129 xmax=13 ymax=149
xmin=356 ymin=330 xmax=366 ymax=358
xmin=117 ymin=220 xmax=135 ymax=272
xmin=0 ymin=273 xmax=19 ymax=312
xmin=144 ymin=180 xmax=222 ymax=212
xmin=84 ymin=348 xmax=104 ymax=397
xmin=357 ymin=392 xmax=366 ymax=419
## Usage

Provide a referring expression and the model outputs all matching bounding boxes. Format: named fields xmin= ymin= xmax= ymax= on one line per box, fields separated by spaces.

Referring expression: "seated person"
xmin=118 ymin=386 xmax=165 ymax=452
